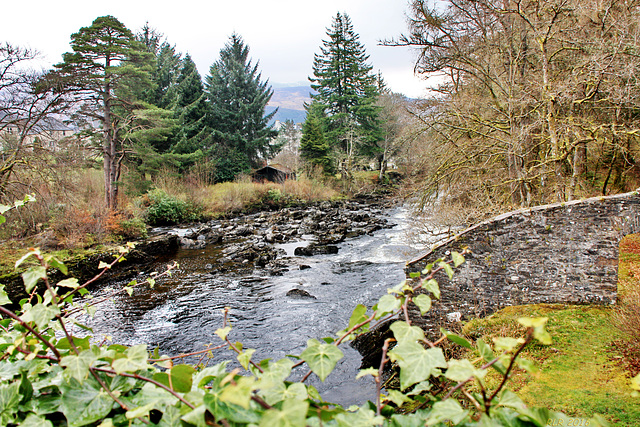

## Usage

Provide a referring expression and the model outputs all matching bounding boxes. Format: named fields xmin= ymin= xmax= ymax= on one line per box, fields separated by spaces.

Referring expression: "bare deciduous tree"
xmin=388 ymin=0 xmax=640 ymax=218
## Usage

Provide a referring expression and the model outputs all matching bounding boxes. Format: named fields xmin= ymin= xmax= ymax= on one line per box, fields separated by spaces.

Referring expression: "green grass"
xmin=461 ymin=234 xmax=640 ymax=425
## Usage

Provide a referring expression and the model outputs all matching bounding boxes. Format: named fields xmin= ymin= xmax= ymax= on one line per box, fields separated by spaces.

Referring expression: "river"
xmin=81 ymin=206 xmax=433 ymax=406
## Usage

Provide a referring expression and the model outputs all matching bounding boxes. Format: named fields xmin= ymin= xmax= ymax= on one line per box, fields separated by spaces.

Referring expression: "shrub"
xmin=49 ymin=204 xmax=107 ymax=248
xmin=144 ymin=189 xmax=201 ymax=226
xmin=105 ymin=211 xmax=148 ymax=240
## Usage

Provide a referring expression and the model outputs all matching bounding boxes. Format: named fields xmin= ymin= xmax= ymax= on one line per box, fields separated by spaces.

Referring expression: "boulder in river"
xmin=294 ymin=244 xmax=339 ymax=256
xmin=286 ymin=288 xmax=317 ymax=299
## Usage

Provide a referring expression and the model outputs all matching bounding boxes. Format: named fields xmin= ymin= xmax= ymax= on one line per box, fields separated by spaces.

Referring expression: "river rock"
xmin=294 ymin=244 xmax=339 ymax=256
xmin=286 ymin=288 xmax=317 ymax=299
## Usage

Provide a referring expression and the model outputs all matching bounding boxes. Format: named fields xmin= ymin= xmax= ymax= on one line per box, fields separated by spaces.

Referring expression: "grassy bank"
xmin=461 ymin=234 xmax=640 ymax=425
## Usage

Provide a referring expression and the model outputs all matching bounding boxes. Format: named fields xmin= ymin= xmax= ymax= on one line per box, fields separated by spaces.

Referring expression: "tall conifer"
xmin=205 ymin=34 xmax=278 ymax=181
xmin=309 ymin=12 xmax=382 ymax=175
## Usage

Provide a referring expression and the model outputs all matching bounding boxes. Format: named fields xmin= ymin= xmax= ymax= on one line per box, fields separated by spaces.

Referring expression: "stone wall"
xmin=405 ymin=190 xmax=640 ymax=334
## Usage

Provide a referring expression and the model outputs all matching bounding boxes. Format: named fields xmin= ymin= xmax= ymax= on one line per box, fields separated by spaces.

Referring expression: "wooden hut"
xmin=251 ymin=164 xmax=296 ymax=183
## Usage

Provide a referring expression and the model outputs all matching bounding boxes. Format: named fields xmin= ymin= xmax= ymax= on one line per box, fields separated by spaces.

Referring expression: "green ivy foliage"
xmin=0 ymin=198 xmax=628 ymax=426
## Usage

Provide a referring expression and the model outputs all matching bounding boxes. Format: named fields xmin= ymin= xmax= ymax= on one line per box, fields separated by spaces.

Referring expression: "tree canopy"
xmin=48 ymin=15 xmax=161 ymax=210
xmin=308 ymin=12 xmax=382 ymax=176
xmin=389 ymin=0 xmax=640 ymax=219
xmin=205 ymin=34 xmax=278 ymax=181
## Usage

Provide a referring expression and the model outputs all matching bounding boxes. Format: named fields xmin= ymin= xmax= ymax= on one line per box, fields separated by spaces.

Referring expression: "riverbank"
xmin=0 ymin=194 xmax=398 ymax=306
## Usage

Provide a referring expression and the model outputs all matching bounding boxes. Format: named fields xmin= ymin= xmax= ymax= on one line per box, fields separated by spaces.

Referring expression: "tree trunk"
xmin=102 ymin=58 xmax=118 ymax=211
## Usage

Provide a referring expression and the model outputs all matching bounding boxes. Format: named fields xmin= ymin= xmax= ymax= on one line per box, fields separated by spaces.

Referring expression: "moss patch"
xmin=460 ymin=233 xmax=640 ymax=427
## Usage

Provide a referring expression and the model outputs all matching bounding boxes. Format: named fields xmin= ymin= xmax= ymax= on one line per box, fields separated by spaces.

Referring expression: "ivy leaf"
xmin=111 ymin=344 xmax=149 ymax=374
xmin=348 ymin=304 xmax=368 ymax=329
xmin=259 ymin=398 xmax=309 ymax=427
xmin=517 ymin=407 xmax=554 ymax=426
xmin=125 ymin=403 xmax=154 ymax=420
xmin=60 ymin=350 xmax=98 ymax=382
xmin=334 ymin=407 xmax=384 ymax=426
xmin=57 ymin=278 xmax=79 ymax=289
xmin=0 ymin=286 xmax=11 ymax=306
xmin=256 ymin=359 xmax=293 ymax=390
xmin=219 ymin=376 xmax=256 ymax=409
xmin=261 ymin=382 xmax=308 ymax=406
xmin=390 ymin=321 xmax=425 ymax=343
xmin=97 ymin=261 xmax=110 ymax=270
xmin=385 ymin=389 xmax=413 ymax=407
xmin=0 ymin=382 xmax=20 ymax=424
xmin=493 ymin=337 xmax=524 ymax=352
xmin=438 ymin=261 xmax=454 ymax=280
xmin=193 ymin=362 xmax=229 ymax=388
xmin=20 ymin=413 xmax=53 ymax=427
xmin=237 ymin=349 xmax=255 ymax=370
xmin=356 ymin=367 xmax=379 ymax=380
xmin=424 ymin=279 xmax=440 ymax=299
xmin=19 ymin=370 xmax=33 ymax=404
xmin=129 ymin=382 xmax=178 ymax=409
xmin=451 ymin=251 xmax=465 ymax=267
xmin=59 ymin=377 xmax=114 ymax=427
xmin=445 ymin=359 xmax=486 ymax=383
xmin=413 ymin=294 xmax=431 ymax=315
xmin=21 ymin=303 xmax=60 ymax=329
xmin=496 ymin=389 xmax=527 ymax=410
xmin=388 ymin=341 xmax=447 ymax=390
xmin=515 ymin=357 xmax=539 ymax=374
xmin=426 ymin=399 xmax=469 ymax=426
xmin=22 ymin=266 xmax=47 ymax=293
xmin=300 ymin=339 xmax=344 ymax=382
xmin=477 ymin=339 xmax=506 ymax=375
xmin=152 ymin=364 xmax=195 ymax=393
xmin=375 ymin=294 xmax=401 ymax=318
xmin=170 ymin=364 xmax=195 ymax=392
xmin=46 ymin=256 xmax=68 ymax=276
xmin=215 ymin=326 xmax=232 ymax=341
xmin=407 ymin=381 xmax=432 ymax=396
xmin=518 ymin=317 xmax=552 ymax=345
xmin=15 ymin=248 xmax=41 ymax=269
xmin=441 ymin=329 xmax=473 ymax=349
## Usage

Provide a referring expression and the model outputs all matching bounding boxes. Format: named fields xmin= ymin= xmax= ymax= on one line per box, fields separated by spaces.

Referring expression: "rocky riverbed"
xmin=161 ymin=198 xmax=396 ymax=276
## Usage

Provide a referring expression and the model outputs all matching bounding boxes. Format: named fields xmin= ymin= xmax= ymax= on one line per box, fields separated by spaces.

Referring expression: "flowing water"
xmin=82 ymin=206 xmax=430 ymax=406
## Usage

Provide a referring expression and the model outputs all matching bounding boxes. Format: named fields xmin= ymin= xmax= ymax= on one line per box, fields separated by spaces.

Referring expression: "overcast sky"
xmin=1 ymin=0 xmax=431 ymax=99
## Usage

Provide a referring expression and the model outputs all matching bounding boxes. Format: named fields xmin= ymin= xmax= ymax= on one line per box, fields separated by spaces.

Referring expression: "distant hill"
xmin=266 ymin=106 xmax=307 ymax=125
xmin=266 ymin=85 xmax=314 ymax=125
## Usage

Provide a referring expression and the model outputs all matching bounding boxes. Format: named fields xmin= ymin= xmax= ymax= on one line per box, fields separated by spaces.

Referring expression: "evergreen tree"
xmin=171 ymin=54 xmax=209 ymax=155
xmin=48 ymin=15 xmax=156 ymax=210
xmin=205 ymin=34 xmax=278 ymax=181
xmin=300 ymin=102 xmax=334 ymax=175
xmin=152 ymin=43 xmax=181 ymax=109
xmin=309 ymin=12 xmax=382 ymax=176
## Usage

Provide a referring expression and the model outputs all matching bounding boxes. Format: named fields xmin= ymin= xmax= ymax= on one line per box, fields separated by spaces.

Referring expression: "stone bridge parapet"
xmin=405 ymin=190 xmax=640 ymax=333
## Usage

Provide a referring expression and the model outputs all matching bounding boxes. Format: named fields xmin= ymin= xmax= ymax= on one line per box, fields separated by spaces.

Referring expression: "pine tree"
xmin=49 ymin=15 xmax=156 ymax=209
xmin=205 ymin=34 xmax=278 ymax=181
xmin=300 ymin=102 xmax=334 ymax=175
xmin=171 ymin=54 xmax=209 ymax=155
xmin=309 ymin=12 xmax=382 ymax=175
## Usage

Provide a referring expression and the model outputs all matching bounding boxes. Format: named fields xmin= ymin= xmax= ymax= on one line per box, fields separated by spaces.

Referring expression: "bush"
xmin=49 ymin=204 xmax=107 ymax=248
xmin=144 ymin=189 xmax=201 ymax=226
xmin=105 ymin=211 xmax=148 ymax=240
